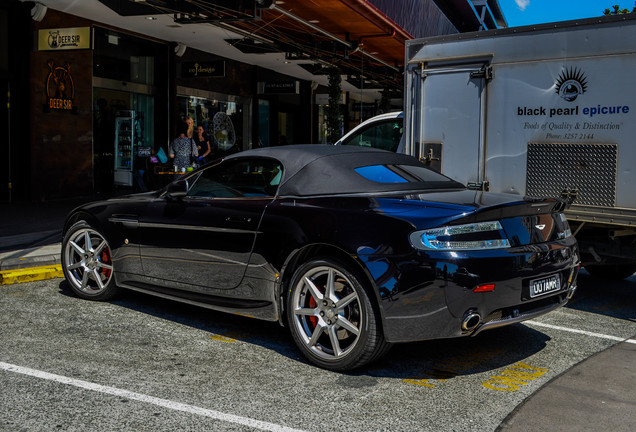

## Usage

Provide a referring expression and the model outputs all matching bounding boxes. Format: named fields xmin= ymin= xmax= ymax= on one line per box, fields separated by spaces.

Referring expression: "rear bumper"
xmin=363 ymin=238 xmax=579 ymax=343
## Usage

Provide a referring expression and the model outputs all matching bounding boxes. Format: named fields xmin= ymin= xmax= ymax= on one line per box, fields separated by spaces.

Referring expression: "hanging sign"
xmin=258 ymin=81 xmax=300 ymax=94
xmin=37 ymin=27 xmax=91 ymax=51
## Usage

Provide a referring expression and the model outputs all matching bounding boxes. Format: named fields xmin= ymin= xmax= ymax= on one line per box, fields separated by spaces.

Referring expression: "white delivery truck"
xmin=338 ymin=14 xmax=636 ymax=279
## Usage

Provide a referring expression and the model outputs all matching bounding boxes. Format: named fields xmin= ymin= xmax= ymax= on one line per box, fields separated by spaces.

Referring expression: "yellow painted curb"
xmin=0 ymin=264 xmax=64 ymax=285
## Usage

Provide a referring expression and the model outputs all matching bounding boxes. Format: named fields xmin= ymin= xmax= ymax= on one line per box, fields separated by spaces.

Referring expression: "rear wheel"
xmin=584 ymin=264 xmax=636 ymax=281
xmin=62 ymin=220 xmax=119 ymax=301
xmin=286 ymin=258 xmax=389 ymax=370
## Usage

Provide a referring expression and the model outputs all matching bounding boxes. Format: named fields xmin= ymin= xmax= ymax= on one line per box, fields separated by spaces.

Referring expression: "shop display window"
xmin=177 ymin=94 xmax=250 ymax=157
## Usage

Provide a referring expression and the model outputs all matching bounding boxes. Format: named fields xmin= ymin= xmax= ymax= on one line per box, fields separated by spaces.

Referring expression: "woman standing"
xmin=185 ymin=116 xmax=194 ymax=139
xmin=193 ymin=125 xmax=212 ymax=165
xmin=169 ymin=121 xmax=197 ymax=175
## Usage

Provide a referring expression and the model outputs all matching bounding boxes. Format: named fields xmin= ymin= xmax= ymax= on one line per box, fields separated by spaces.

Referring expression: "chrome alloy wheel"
xmin=63 ymin=227 xmax=114 ymax=295
xmin=291 ymin=265 xmax=363 ymax=361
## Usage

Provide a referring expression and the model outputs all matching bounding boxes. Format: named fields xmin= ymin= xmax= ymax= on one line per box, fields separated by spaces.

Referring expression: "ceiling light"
xmin=309 ymin=20 xmax=319 ymax=24
xmin=145 ymin=16 xmax=156 ymax=20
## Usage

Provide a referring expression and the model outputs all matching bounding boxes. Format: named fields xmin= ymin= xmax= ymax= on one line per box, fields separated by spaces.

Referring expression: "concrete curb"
xmin=0 ymin=264 xmax=64 ymax=285
xmin=0 ymin=240 xmax=62 ymax=284
xmin=0 ymin=254 xmax=60 ymax=271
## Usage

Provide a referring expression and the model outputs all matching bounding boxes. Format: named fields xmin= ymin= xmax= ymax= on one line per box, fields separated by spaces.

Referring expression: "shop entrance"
xmin=93 ymin=82 xmax=155 ymax=194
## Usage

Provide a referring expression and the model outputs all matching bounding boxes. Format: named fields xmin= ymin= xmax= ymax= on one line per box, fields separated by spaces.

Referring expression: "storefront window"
xmin=93 ymin=27 xmax=160 ymax=85
xmin=258 ymin=99 xmax=270 ymax=147
xmin=131 ymin=93 xmax=154 ymax=148
xmin=177 ymin=92 xmax=250 ymax=156
xmin=91 ymin=27 xmax=168 ymax=194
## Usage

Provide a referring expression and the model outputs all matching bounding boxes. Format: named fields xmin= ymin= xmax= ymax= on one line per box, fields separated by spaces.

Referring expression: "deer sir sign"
xmin=37 ymin=28 xmax=91 ymax=51
xmin=44 ymin=60 xmax=76 ymax=113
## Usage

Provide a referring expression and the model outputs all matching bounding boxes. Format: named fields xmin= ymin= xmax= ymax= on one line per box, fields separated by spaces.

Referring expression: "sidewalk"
xmin=0 ymin=198 xmax=91 ymax=283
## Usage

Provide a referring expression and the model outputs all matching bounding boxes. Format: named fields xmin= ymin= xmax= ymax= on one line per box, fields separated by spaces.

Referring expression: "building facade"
xmin=1 ymin=0 xmax=505 ymax=202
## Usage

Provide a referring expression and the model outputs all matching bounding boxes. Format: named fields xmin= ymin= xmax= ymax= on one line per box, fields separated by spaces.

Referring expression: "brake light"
xmin=473 ymin=283 xmax=495 ymax=293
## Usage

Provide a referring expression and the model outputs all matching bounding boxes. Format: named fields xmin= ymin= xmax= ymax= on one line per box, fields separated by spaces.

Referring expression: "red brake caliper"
xmin=101 ymin=248 xmax=112 ymax=278
xmin=308 ymin=296 xmax=317 ymax=327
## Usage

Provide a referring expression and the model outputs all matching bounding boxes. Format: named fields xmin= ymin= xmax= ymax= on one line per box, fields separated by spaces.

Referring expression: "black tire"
xmin=584 ymin=264 xmax=636 ymax=281
xmin=61 ymin=220 xmax=120 ymax=301
xmin=286 ymin=257 xmax=390 ymax=371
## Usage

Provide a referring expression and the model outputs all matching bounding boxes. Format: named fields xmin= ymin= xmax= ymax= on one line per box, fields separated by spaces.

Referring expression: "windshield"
xmin=341 ymin=119 xmax=403 ymax=152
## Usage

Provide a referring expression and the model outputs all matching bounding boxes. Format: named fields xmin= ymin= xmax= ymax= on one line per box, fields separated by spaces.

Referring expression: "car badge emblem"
xmin=535 ymin=224 xmax=546 ymax=230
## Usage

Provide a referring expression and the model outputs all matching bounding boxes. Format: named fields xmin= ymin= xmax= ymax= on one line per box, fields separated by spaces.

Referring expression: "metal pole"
xmin=6 ymin=81 xmax=11 ymax=203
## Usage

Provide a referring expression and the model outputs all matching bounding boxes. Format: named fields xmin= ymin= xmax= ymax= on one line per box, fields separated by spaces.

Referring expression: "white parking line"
xmin=525 ymin=320 xmax=636 ymax=344
xmin=0 ymin=362 xmax=306 ymax=432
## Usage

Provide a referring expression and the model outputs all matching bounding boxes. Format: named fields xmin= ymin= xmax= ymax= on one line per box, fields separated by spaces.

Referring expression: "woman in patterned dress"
xmin=169 ymin=121 xmax=198 ymax=174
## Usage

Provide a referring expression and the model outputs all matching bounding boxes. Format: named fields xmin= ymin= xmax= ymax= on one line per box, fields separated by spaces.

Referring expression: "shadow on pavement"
xmin=565 ymin=270 xmax=636 ymax=322
xmin=57 ymin=279 xmax=552 ymax=379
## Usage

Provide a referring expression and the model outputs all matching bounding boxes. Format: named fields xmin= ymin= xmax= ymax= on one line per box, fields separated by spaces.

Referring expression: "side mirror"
xmin=165 ymin=179 xmax=188 ymax=199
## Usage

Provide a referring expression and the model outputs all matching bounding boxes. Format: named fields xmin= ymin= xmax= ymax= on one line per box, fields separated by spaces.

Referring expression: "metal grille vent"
xmin=526 ymin=143 xmax=617 ymax=207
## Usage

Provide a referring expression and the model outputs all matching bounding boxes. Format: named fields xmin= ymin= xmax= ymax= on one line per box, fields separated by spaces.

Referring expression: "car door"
xmin=138 ymin=157 xmax=282 ymax=290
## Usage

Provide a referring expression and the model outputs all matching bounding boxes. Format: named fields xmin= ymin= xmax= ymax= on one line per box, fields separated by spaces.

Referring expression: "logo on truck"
xmin=555 ymin=67 xmax=588 ymax=102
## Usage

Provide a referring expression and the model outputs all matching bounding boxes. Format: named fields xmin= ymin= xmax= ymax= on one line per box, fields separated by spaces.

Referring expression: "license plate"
xmin=529 ymin=275 xmax=561 ymax=298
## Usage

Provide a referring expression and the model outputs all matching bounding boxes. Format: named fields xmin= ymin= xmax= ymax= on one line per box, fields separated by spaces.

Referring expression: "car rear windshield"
xmin=355 ymin=164 xmax=454 ymax=184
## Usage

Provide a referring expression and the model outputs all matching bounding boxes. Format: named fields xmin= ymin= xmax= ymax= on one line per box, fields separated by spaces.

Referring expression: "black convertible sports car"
xmin=62 ymin=145 xmax=580 ymax=370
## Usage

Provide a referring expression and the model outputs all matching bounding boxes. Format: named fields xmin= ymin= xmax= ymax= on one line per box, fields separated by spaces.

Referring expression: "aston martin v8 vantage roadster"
xmin=62 ymin=145 xmax=579 ymax=370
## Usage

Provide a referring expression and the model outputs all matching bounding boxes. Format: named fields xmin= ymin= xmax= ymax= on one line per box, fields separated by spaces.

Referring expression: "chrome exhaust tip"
xmin=567 ymin=283 xmax=577 ymax=300
xmin=462 ymin=311 xmax=482 ymax=332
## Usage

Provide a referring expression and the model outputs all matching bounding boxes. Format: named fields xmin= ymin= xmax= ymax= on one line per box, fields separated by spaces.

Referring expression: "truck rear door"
xmin=408 ymin=62 xmax=491 ymax=190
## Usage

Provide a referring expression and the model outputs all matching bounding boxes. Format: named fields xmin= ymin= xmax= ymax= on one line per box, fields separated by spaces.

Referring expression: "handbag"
xmin=156 ymin=147 xmax=168 ymax=164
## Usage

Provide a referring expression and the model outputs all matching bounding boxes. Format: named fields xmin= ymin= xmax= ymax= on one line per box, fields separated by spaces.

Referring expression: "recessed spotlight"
xmin=145 ymin=16 xmax=157 ymax=20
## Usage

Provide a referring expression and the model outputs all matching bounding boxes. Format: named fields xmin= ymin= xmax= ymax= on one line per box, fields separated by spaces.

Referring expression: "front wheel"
xmin=62 ymin=220 xmax=119 ymax=301
xmin=286 ymin=258 xmax=389 ymax=371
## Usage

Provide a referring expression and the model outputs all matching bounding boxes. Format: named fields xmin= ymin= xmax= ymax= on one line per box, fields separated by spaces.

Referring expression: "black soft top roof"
xmin=224 ymin=145 xmax=463 ymax=196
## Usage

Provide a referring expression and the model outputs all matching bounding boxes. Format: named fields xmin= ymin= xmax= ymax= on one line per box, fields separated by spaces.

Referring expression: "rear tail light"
xmin=409 ymin=221 xmax=511 ymax=251
xmin=558 ymin=213 xmax=573 ymax=238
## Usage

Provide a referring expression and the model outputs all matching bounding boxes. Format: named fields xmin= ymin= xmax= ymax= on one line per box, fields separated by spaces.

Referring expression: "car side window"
xmin=187 ymin=159 xmax=282 ymax=198
xmin=341 ymin=119 xmax=403 ymax=152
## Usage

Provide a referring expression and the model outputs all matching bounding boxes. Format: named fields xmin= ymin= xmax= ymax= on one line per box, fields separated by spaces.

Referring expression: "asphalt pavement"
xmin=0 ymin=196 xmax=634 ymax=431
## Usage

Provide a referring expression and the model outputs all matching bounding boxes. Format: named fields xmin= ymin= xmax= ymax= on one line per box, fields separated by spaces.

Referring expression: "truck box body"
xmin=399 ymin=15 xmax=636 ymax=272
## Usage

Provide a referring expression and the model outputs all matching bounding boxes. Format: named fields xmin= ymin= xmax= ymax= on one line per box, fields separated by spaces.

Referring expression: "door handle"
xmin=225 ymin=216 xmax=252 ymax=223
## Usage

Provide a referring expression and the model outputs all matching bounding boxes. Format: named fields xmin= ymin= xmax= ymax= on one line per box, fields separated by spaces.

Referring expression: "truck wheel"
xmin=584 ymin=264 xmax=636 ymax=281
